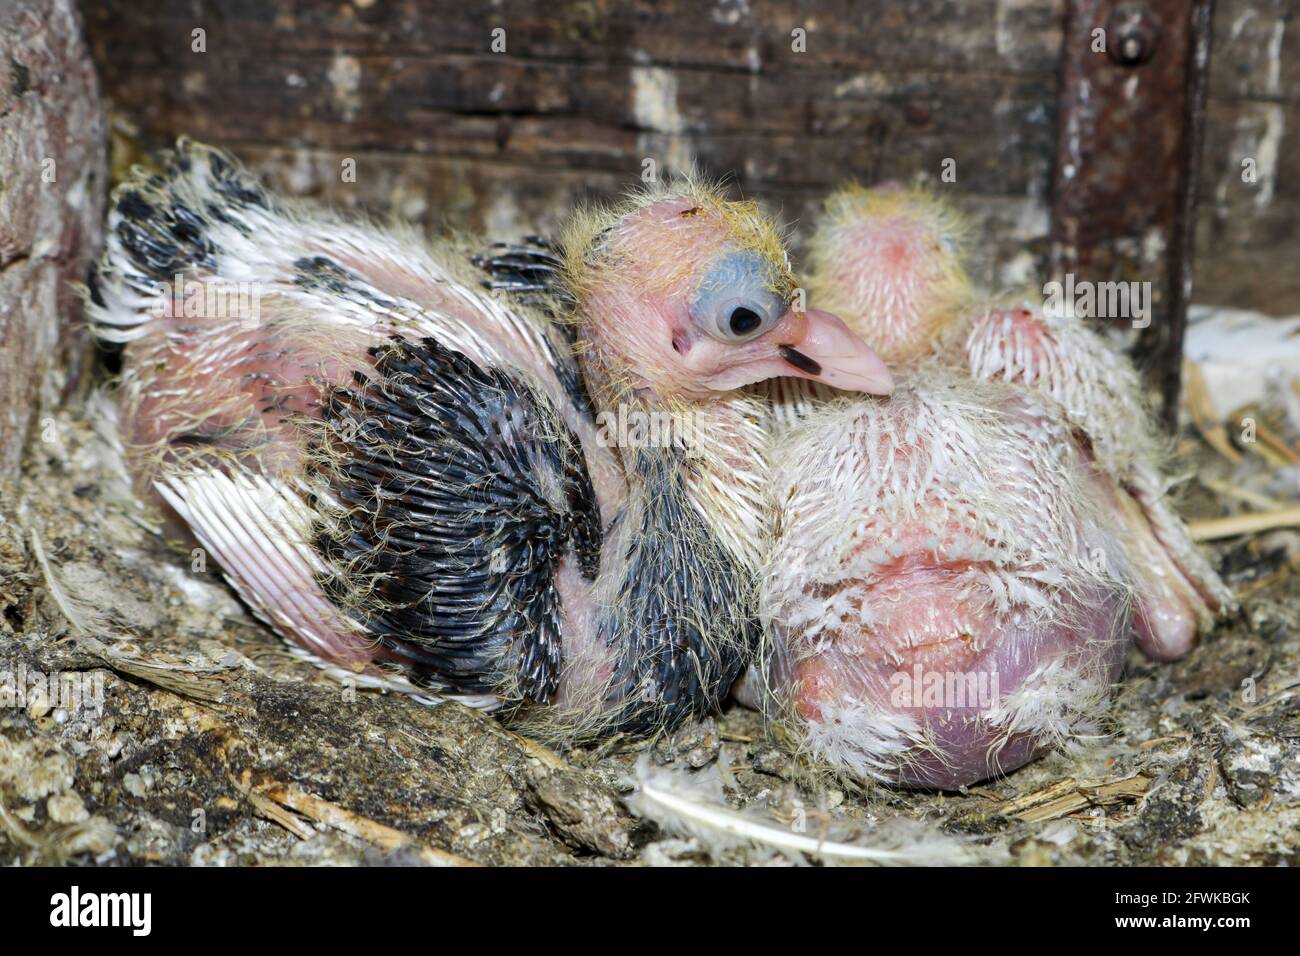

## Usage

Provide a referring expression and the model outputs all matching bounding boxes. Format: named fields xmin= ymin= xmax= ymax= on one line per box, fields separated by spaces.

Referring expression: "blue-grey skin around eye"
xmin=691 ymin=249 xmax=788 ymax=340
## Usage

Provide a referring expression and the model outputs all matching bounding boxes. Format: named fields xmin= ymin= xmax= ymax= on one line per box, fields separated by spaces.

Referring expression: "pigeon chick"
xmin=88 ymin=140 xmax=892 ymax=740
xmin=804 ymin=181 xmax=973 ymax=364
xmin=757 ymin=182 xmax=1232 ymax=787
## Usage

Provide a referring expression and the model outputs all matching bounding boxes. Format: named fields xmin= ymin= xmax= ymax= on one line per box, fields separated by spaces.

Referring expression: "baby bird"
xmin=761 ymin=181 xmax=972 ymax=424
xmin=764 ymin=368 xmax=1135 ymax=788
xmin=760 ymin=182 xmax=1233 ymax=788
xmin=88 ymin=140 xmax=891 ymax=740
xmin=804 ymin=181 xmax=973 ymax=363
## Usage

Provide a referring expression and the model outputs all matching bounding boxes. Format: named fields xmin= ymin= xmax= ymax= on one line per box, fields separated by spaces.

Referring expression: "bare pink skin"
xmin=122 ymin=301 xmax=382 ymax=668
xmin=766 ymin=381 xmax=1134 ymax=789
xmin=784 ymin=578 xmax=1128 ymax=790
xmin=766 ymin=182 xmax=1230 ymax=788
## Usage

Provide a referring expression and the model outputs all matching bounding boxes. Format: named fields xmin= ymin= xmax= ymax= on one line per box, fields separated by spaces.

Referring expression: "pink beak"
xmin=774 ymin=308 xmax=894 ymax=395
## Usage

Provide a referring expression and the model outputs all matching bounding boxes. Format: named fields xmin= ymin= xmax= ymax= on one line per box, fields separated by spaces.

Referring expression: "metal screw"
xmin=1107 ymin=4 xmax=1160 ymax=66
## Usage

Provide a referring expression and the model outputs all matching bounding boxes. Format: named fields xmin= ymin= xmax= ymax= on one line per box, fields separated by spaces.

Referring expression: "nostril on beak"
xmin=778 ymin=345 xmax=823 ymax=377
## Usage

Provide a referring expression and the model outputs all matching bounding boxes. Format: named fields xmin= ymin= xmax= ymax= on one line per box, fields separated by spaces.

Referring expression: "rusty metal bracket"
xmin=1051 ymin=0 xmax=1215 ymax=427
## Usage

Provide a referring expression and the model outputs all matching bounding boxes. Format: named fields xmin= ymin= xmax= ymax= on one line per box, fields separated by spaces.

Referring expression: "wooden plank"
xmin=1207 ymin=0 xmax=1299 ymax=103
xmin=1196 ymin=97 xmax=1300 ymax=314
xmin=88 ymin=49 xmax=1058 ymax=186
xmin=1194 ymin=0 xmax=1300 ymax=316
xmin=83 ymin=0 xmax=1065 ymax=297
xmin=84 ymin=1 xmax=1065 ymax=74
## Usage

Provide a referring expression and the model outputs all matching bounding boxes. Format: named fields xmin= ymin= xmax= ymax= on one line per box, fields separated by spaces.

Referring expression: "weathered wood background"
xmin=0 ymin=0 xmax=105 ymax=481
xmin=1199 ymin=0 xmax=1298 ymax=315
xmin=80 ymin=0 xmax=1297 ymax=316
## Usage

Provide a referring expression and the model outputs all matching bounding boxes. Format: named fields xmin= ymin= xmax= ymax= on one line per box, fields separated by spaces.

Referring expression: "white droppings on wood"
xmin=994 ymin=0 xmax=1064 ymax=64
xmin=1142 ymin=227 xmax=1167 ymax=265
xmin=283 ymin=147 xmax=319 ymax=194
xmin=1009 ymin=198 xmax=1050 ymax=241
xmin=1263 ymin=18 xmax=1284 ymax=96
xmin=1229 ymin=7 xmax=1258 ymax=40
xmin=1253 ymin=104 xmax=1284 ymax=208
xmin=631 ymin=66 xmax=693 ymax=173
xmin=999 ymin=249 xmax=1039 ymax=288
xmin=834 ymin=73 xmax=892 ymax=98
xmin=632 ymin=66 xmax=684 ymax=134
xmin=327 ymin=54 xmax=362 ymax=122
xmin=711 ymin=0 xmax=750 ymax=27
xmin=995 ymin=0 xmax=1016 ymax=57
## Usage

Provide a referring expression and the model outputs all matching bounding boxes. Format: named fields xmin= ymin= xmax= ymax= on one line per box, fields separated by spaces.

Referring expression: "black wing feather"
xmin=317 ymin=336 xmax=601 ymax=704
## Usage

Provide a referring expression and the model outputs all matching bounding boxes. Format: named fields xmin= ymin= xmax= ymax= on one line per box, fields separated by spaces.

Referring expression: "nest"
xmin=0 ymin=347 xmax=1296 ymax=864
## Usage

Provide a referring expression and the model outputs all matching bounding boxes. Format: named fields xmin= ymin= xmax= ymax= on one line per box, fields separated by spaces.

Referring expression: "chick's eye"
xmin=691 ymin=249 xmax=788 ymax=343
xmin=729 ymin=306 xmax=762 ymax=336
xmin=712 ymin=300 xmax=779 ymax=341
